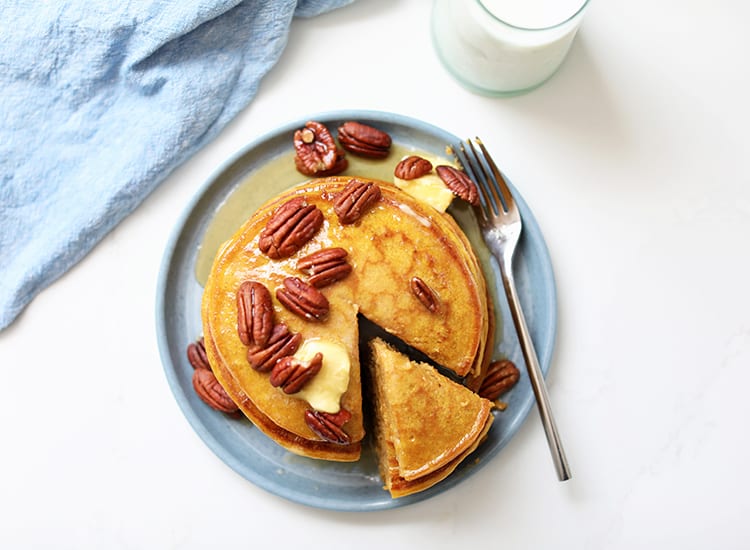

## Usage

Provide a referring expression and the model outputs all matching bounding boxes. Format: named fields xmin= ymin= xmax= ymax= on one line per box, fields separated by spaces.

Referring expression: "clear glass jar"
xmin=431 ymin=0 xmax=590 ymax=97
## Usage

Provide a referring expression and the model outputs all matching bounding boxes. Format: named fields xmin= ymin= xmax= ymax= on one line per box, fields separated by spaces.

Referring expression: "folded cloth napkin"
xmin=0 ymin=0 xmax=353 ymax=331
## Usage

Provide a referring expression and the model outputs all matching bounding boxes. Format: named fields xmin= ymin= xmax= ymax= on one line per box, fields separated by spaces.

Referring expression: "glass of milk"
xmin=431 ymin=0 xmax=590 ymax=96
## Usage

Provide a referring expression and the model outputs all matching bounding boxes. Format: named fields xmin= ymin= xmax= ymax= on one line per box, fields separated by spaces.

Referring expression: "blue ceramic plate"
xmin=155 ymin=110 xmax=557 ymax=512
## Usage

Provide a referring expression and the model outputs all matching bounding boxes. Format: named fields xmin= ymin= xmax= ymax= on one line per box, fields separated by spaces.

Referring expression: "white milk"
xmin=480 ymin=0 xmax=587 ymax=29
xmin=431 ymin=0 xmax=588 ymax=96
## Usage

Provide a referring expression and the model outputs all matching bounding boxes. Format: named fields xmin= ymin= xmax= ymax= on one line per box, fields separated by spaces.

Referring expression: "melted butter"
xmin=195 ymin=143 xmax=446 ymax=285
xmin=289 ymin=339 xmax=351 ymax=413
xmin=393 ymin=153 xmax=457 ymax=212
xmin=394 ymin=173 xmax=455 ymax=212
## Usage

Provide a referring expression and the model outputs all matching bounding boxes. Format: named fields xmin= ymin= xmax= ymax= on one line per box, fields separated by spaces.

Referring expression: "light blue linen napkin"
xmin=0 ymin=0 xmax=354 ymax=331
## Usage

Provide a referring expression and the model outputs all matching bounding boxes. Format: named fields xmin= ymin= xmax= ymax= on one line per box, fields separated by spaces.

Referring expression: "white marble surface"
xmin=2 ymin=1 xmax=749 ymax=548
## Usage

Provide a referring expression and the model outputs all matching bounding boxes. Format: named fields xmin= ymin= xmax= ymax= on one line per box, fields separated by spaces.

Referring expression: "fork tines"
xmin=454 ymin=138 xmax=515 ymax=218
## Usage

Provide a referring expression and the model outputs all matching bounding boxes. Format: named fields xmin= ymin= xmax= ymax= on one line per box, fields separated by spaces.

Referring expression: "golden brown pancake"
xmin=368 ymin=338 xmax=494 ymax=497
xmin=201 ymin=176 xmax=493 ymax=464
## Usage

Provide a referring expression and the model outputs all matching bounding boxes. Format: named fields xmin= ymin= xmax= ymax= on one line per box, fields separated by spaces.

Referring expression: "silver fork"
xmin=455 ymin=137 xmax=571 ymax=482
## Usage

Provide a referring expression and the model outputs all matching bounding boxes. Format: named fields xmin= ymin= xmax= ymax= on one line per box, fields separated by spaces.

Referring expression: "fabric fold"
xmin=0 ymin=0 xmax=354 ymax=330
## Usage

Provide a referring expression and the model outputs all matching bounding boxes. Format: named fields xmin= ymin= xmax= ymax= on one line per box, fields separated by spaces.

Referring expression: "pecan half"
xmin=236 ymin=281 xmax=274 ymax=347
xmin=394 ymin=155 xmax=433 ymax=180
xmin=187 ymin=338 xmax=210 ymax=370
xmin=294 ymin=121 xmax=348 ymax=176
xmin=276 ymin=277 xmax=329 ymax=321
xmin=258 ymin=197 xmax=324 ymax=259
xmin=304 ymin=408 xmax=352 ymax=445
xmin=192 ymin=368 xmax=239 ymax=414
xmin=333 ymin=179 xmax=382 ymax=225
xmin=296 ymin=148 xmax=348 ymax=177
xmin=296 ymin=247 xmax=352 ymax=288
xmin=270 ymin=352 xmax=324 ymax=394
xmin=246 ymin=323 xmax=302 ymax=372
xmin=410 ymin=276 xmax=439 ymax=313
xmin=337 ymin=121 xmax=392 ymax=159
xmin=436 ymin=165 xmax=479 ymax=205
xmin=478 ymin=359 xmax=520 ymax=401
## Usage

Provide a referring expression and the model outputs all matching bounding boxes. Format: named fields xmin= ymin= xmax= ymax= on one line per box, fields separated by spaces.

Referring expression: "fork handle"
xmin=500 ymin=260 xmax=572 ymax=482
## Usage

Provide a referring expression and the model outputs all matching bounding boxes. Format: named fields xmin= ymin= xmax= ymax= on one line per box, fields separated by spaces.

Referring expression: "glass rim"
xmin=476 ymin=0 xmax=591 ymax=32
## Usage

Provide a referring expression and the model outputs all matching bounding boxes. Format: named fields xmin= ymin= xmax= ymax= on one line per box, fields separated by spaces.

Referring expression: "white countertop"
xmin=2 ymin=1 xmax=749 ymax=548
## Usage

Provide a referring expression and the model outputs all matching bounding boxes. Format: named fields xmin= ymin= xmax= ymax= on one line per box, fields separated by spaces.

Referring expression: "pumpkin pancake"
xmin=368 ymin=338 xmax=494 ymax=497
xmin=201 ymin=176 xmax=493 ymax=463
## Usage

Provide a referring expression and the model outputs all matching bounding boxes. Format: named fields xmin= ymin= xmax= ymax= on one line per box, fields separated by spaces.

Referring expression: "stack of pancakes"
xmin=201 ymin=176 xmax=495 ymax=497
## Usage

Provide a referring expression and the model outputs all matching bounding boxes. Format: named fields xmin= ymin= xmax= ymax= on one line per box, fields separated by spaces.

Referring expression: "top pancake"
xmin=201 ymin=176 xmax=492 ymax=461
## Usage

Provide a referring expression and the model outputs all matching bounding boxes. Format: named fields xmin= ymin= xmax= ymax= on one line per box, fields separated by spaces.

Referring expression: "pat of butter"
xmin=393 ymin=154 xmax=458 ymax=212
xmin=291 ymin=339 xmax=351 ymax=414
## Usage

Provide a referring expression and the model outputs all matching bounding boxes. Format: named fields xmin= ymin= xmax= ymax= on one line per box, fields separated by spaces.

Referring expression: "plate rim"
xmin=155 ymin=108 xmax=557 ymax=511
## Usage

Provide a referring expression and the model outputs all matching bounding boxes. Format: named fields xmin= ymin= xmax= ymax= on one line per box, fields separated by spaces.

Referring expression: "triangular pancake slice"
xmin=368 ymin=338 xmax=494 ymax=497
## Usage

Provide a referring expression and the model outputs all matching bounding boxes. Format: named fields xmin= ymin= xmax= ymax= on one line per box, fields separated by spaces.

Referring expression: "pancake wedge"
xmin=368 ymin=338 xmax=494 ymax=498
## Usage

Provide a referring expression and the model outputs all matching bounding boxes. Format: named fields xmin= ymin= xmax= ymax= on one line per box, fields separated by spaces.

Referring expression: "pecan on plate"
xmin=276 ymin=277 xmax=329 ymax=321
xmin=436 ymin=165 xmax=479 ymax=205
xmin=296 ymin=247 xmax=352 ymax=288
xmin=337 ymin=121 xmax=392 ymax=159
xmin=270 ymin=352 xmax=323 ymax=394
xmin=394 ymin=155 xmax=433 ymax=180
xmin=192 ymin=368 xmax=239 ymax=414
xmin=187 ymin=338 xmax=210 ymax=370
xmin=294 ymin=121 xmax=348 ymax=177
xmin=236 ymin=281 xmax=274 ymax=347
xmin=410 ymin=276 xmax=439 ymax=313
xmin=304 ymin=408 xmax=352 ymax=445
xmin=246 ymin=323 xmax=302 ymax=372
xmin=258 ymin=197 xmax=324 ymax=259
xmin=333 ymin=179 xmax=382 ymax=225
xmin=478 ymin=359 xmax=520 ymax=401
